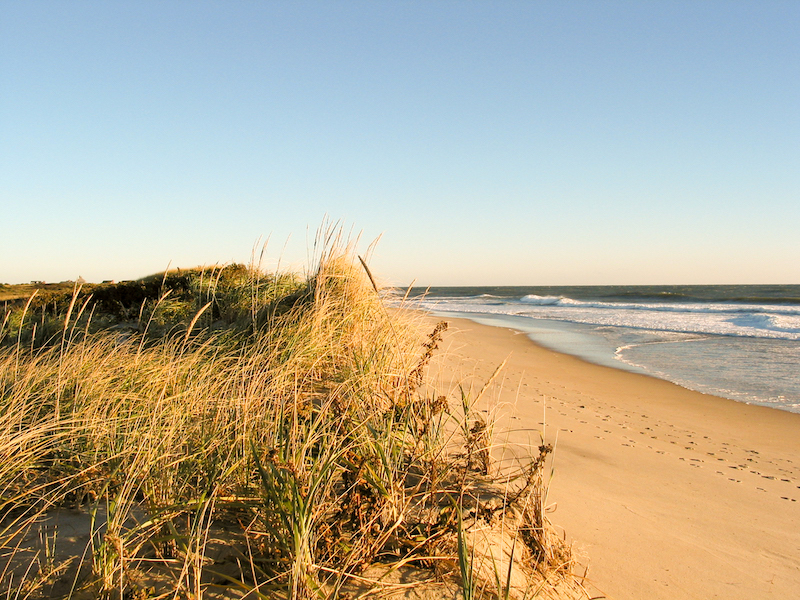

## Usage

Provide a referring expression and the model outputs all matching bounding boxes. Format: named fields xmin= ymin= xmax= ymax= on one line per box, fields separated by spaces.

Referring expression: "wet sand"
xmin=428 ymin=316 xmax=800 ymax=599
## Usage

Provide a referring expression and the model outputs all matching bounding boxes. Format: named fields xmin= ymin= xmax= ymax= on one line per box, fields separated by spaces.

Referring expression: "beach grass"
xmin=0 ymin=236 xmax=583 ymax=599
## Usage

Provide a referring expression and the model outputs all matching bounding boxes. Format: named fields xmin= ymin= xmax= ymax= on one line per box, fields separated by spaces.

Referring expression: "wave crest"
xmin=519 ymin=295 xmax=563 ymax=305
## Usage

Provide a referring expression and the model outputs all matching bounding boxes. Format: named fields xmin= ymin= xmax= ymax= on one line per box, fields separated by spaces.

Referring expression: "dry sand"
xmin=427 ymin=316 xmax=800 ymax=600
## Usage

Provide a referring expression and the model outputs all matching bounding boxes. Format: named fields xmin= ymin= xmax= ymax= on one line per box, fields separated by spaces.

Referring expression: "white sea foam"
xmin=521 ymin=296 xmax=800 ymax=316
xmin=415 ymin=295 xmax=800 ymax=341
xmin=519 ymin=294 xmax=564 ymax=305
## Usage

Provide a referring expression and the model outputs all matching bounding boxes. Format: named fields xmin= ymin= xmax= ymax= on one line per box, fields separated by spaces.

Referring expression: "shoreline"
xmin=429 ymin=309 xmax=800 ymax=414
xmin=427 ymin=315 xmax=800 ymax=599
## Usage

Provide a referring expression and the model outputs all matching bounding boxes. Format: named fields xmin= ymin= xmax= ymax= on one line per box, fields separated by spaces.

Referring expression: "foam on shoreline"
xmin=427 ymin=308 xmax=800 ymax=413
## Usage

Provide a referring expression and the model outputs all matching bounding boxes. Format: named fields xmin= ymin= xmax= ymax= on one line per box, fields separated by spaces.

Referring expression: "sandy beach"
xmin=428 ymin=316 xmax=800 ymax=599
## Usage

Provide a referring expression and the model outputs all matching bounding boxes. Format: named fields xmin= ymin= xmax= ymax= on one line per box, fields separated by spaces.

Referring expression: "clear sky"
xmin=2 ymin=1 xmax=799 ymax=286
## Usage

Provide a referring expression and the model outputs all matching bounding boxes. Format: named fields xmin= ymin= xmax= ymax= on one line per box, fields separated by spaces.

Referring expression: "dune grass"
xmin=0 ymin=239 xmax=581 ymax=600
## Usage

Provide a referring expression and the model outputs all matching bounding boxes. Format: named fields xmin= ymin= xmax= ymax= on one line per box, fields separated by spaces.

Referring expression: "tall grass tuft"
xmin=0 ymin=236 xmax=584 ymax=599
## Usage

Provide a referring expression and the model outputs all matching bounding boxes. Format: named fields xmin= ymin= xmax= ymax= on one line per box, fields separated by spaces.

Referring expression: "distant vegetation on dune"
xmin=0 ymin=237 xmax=582 ymax=600
xmin=2 ymin=264 xmax=305 ymax=349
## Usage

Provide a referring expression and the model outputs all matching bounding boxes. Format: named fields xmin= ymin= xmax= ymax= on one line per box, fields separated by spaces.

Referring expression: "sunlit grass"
xmin=0 ymin=234 xmax=582 ymax=600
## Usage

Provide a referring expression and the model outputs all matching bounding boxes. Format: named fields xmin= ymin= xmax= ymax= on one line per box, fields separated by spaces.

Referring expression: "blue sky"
xmin=2 ymin=1 xmax=799 ymax=285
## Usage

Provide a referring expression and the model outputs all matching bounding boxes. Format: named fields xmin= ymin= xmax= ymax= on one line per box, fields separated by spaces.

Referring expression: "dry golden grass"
xmin=0 ymin=236 xmax=585 ymax=600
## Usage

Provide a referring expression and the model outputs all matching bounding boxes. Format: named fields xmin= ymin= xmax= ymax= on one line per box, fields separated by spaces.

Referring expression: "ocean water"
xmin=400 ymin=285 xmax=800 ymax=414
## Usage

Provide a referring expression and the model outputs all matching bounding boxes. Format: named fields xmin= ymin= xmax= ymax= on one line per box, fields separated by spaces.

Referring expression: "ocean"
xmin=401 ymin=285 xmax=800 ymax=414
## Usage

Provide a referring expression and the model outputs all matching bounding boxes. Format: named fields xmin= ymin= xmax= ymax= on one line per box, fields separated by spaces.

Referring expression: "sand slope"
xmin=428 ymin=317 xmax=800 ymax=599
